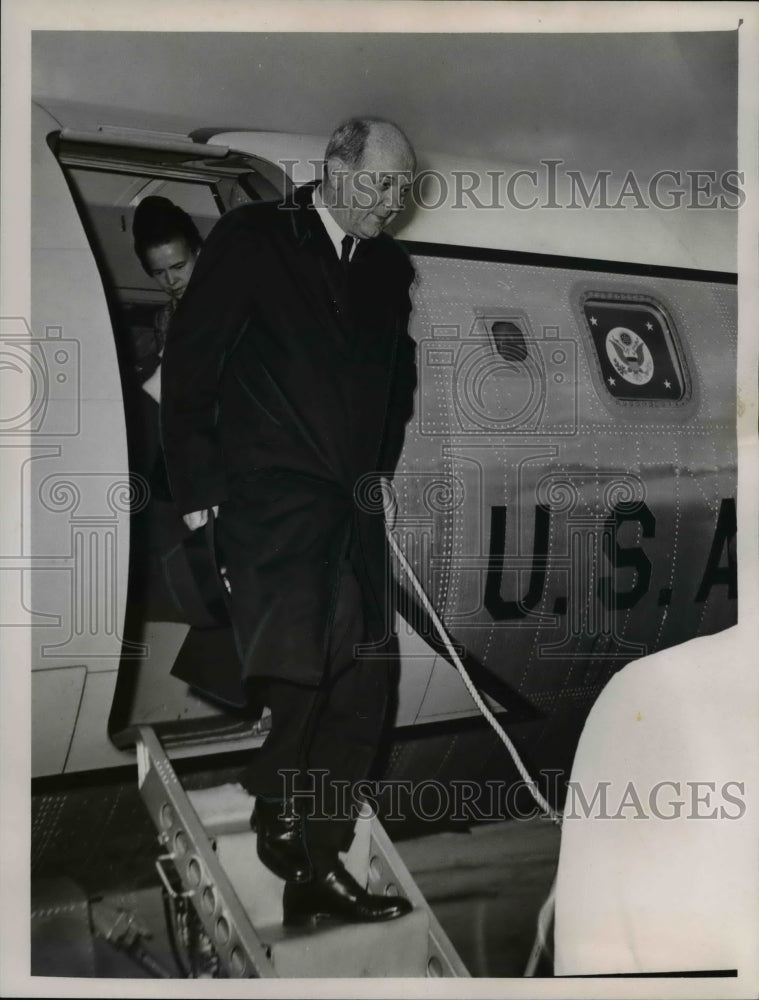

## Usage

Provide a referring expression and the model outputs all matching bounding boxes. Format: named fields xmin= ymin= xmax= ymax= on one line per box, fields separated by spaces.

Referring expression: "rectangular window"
xmin=582 ymin=295 xmax=687 ymax=402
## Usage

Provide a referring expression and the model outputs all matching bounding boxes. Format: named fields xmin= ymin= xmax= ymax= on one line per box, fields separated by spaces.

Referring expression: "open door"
xmin=43 ymin=124 xmax=295 ymax=767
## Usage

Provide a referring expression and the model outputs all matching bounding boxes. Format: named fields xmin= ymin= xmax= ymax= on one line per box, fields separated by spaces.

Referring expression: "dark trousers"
xmin=243 ymin=561 xmax=392 ymax=870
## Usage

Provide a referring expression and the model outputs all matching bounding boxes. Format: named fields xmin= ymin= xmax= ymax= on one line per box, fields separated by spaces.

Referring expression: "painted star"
xmin=664 ymin=379 xmax=671 ymax=389
xmin=646 ymin=321 xmax=653 ymax=331
xmin=607 ymin=376 xmax=616 ymax=386
xmin=590 ymin=316 xmax=598 ymax=326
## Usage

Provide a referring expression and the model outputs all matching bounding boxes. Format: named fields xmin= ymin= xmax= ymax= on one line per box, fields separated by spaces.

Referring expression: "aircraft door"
xmin=30 ymin=124 xmax=291 ymax=773
xmin=26 ymin=105 xmax=131 ymax=774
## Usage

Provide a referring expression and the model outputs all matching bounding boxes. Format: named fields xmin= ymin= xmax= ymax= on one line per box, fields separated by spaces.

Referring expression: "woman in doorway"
xmin=132 ymin=196 xmax=203 ymax=403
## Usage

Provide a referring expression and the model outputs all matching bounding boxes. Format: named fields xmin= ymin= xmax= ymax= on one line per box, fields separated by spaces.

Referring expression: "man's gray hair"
xmin=324 ymin=118 xmax=374 ymax=169
xmin=322 ymin=117 xmax=413 ymax=181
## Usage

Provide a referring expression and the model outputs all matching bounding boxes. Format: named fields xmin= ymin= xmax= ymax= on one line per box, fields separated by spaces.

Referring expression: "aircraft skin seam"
xmin=403 ymin=244 xmax=737 ymax=286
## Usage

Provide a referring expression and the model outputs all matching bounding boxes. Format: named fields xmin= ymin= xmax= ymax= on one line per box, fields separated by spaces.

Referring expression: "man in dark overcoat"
xmin=160 ymin=118 xmax=417 ymax=925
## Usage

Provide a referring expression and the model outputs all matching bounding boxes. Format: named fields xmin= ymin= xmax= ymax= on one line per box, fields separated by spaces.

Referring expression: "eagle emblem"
xmin=605 ymin=326 xmax=654 ymax=385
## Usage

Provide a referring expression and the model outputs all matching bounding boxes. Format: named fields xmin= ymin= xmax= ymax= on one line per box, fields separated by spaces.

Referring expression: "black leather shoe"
xmin=283 ymin=863 xmax=413 ymax=926
xmin=250 ymin=798 xmax=312 ymax=883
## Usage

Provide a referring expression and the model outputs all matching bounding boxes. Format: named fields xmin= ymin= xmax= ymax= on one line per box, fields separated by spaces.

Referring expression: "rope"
xmin=386 ymin=527 xmax=563 ymax=828
xmin=523 ymin=873 xmax=557 ymax=976
xmin=386 ymin=524 xmax=562 ymax=977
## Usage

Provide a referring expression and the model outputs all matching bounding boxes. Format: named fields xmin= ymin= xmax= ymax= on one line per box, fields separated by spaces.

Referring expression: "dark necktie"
xmin=340 ymin=234 xmax=354 ymax=268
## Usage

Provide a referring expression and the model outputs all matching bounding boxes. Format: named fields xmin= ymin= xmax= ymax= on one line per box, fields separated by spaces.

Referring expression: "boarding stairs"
xmin=136 ymin=725 xmax=469 ymax=978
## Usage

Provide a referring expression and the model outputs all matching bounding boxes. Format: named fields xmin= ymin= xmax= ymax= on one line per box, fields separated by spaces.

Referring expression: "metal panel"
xmin=31 ymin=666 xmax=86 ymax=775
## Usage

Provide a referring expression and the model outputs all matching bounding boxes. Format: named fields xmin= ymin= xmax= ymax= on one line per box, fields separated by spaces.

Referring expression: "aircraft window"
xmin=491 ymin=321 xmax=528 ymax=362
xmin=582 ymin=295 xmax=687 ymax=402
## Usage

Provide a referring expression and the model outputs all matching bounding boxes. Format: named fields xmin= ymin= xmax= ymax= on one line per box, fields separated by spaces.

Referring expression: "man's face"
xmin=144 ymin=238 xmax=199 ymax=301
xmin=328 ymin=127 xmax=415 ymax=239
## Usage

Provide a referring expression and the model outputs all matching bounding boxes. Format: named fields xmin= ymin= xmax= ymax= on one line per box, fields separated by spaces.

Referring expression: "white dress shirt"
xmin=312 ymin=187 xmax=358 ymax=261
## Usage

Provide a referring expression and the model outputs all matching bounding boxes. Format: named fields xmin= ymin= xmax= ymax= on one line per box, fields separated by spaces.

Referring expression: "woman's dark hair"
xmin=132 ymin=196 xmax=203 ymax=272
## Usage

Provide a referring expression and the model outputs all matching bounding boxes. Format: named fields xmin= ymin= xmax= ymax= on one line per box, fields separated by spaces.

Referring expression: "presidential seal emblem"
xmin=605 ymin=326 xmax=654 ymax=385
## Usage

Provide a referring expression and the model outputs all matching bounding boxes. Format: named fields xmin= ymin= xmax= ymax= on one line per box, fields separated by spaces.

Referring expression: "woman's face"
xmin=144 ymin=237 xmax=199 ymax=301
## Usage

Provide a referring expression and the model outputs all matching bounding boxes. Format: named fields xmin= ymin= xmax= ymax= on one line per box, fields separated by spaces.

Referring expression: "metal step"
xmin=136 ymin=725 xmax=468 ymax=978
xmin=259 ymin=909 xmax=431 ymax=977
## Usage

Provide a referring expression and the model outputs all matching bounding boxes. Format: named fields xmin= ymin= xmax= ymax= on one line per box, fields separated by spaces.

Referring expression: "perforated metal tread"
xmin=136 ymin=725 xmax=468 ymax=978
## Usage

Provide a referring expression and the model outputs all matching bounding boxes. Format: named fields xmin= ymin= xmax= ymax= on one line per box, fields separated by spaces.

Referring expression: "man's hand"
xmin=183 ymin=506 xmax=219 ymax=531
